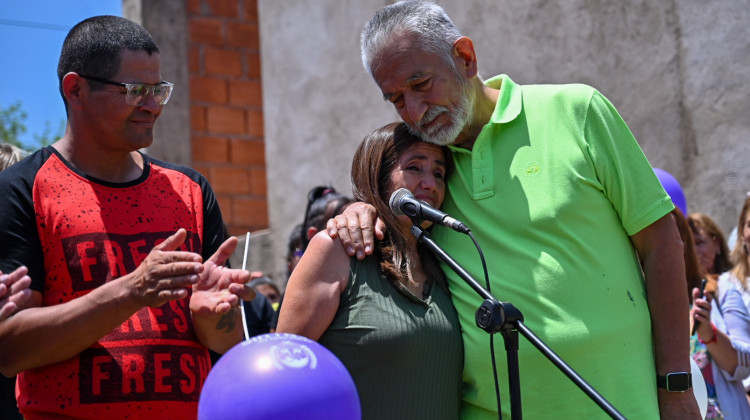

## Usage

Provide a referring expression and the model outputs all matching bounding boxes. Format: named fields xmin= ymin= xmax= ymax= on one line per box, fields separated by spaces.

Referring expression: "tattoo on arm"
xmin=215 ymin=310 xmax=236 ymax=333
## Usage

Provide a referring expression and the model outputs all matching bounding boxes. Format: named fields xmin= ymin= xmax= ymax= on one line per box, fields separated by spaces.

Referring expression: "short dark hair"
xmin=57 ymin=15 xmax=159 ymax=113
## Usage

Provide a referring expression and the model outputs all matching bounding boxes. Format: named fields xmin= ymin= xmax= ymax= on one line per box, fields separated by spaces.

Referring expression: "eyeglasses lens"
xmin=126 ymin=83 xmax=173 ymax=106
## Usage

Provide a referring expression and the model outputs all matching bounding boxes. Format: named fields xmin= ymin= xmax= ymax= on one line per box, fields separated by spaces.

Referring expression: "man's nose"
xmin=137 ymin=92 xmax=161 ymax=113
xmin=404 ymin=95 xmax=427 ymax=125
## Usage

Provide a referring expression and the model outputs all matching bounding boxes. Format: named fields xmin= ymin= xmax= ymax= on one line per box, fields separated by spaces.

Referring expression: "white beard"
xmin=409 ymin=79 xmax=475 ymax=146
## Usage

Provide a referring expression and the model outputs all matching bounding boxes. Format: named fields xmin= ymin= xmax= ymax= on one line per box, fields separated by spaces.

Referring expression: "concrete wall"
xmin=258 ymin=0 xmax=750 ymax=285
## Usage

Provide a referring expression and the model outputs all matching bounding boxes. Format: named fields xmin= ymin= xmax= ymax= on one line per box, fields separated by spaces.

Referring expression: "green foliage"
xmin=0 ymin=101 xmax=65 ymax=151
xmin=0 ymin=102 xmax=27 ymax=148
xmin=34 ymin=119 xmax=66 ymax=148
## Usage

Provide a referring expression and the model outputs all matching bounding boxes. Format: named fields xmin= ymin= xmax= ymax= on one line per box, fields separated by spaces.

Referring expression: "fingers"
xmin=326 ymin=218 xmax=339 ymax=239
xmin=329 ymin=214 xmax=356 ymax=256
xmin=228 ymin=283 xmax=256 ymax=301
xmin=153 ymin=229 xmax=188 ymax=252
xmin=206 ymin=236 xmax=238 ymax=266
xmin=374 ymin=218 xmax=386 ymax=241
xmin=8 ymin=274 xmax=31 ymax=295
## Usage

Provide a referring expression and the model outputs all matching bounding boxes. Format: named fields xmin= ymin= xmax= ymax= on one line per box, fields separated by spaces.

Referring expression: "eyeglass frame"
xmin=78 ymin=74 xmax=174 ymax=106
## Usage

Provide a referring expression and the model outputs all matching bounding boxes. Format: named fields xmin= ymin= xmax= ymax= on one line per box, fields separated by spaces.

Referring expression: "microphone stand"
xmin=410 ymin=224 xmax=626 ymax=420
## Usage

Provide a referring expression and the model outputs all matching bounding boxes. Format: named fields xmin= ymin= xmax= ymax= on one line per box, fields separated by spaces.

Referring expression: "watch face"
xmin=667 ymin=372 xmax=691 ymax=391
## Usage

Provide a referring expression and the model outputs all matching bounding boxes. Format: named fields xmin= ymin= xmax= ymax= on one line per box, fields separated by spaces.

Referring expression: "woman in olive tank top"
xmin=277 ymin=122 xmax=463 ymax=419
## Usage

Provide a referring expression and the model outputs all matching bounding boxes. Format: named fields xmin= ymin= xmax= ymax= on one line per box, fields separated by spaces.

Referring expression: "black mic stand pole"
xmin=410 ymin=225 xmax=626 ymax=420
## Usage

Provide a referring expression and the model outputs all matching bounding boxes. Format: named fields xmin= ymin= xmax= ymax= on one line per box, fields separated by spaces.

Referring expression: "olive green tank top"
xmin=318 ymin=255 xmax=463 ymax=420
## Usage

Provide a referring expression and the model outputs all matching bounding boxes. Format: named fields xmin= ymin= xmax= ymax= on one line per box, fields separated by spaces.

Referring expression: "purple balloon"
xmin=198 ymin=333 xmax=361 ymax=420
xmin=654 ymin=168 xmax=687 ymax=216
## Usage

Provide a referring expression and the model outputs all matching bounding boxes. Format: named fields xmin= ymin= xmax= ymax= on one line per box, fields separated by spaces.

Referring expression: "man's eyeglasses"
xmin=78 ymin=74 xmax=174 ymax=106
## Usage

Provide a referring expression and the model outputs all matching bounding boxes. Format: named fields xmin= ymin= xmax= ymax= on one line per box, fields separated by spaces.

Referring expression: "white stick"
xmin=240 ymin=232 xmax=251 ymax=341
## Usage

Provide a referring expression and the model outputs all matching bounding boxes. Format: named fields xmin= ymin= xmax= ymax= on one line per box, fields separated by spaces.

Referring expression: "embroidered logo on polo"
xmin=525 ymin=161 xmax=541 ymax=175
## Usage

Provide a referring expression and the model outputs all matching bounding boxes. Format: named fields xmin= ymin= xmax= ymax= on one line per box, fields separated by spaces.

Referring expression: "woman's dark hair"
xmin=300 ymin=186 xmax=352 ymax=250
xmin=672 ymin=208 xmax=705 ymax=302
xmin=350 ymin=122 xmax=449 ymax=288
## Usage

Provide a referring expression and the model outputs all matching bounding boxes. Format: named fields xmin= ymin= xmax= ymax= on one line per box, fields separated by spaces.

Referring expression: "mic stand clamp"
xmin=476 ymin=299 xmax=523 ymax=334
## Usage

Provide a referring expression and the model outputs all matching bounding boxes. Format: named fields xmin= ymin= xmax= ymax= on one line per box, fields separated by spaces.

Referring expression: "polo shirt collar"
xmin=486 ymin=74 xmax=522 ymax=125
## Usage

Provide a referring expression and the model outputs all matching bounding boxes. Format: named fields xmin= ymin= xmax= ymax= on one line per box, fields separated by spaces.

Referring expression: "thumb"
xmin=154 ymin=229 xmax=188 ymax=252
xmin=207 ymin=236 xmax=238 ymax=266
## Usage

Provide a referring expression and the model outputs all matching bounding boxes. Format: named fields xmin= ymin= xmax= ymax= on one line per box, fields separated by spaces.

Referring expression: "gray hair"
xmin=360 ymin=1 xmax=463 ymax=77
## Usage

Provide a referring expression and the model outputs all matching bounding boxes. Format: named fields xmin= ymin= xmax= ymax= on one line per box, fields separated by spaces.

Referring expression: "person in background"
xmin=689 ymin=212 xmax=734 ymax=295
xmin=0 ymin=144 xmax=32 ymax=419
xmin=0 ymin=16 xmax=254 ymax=419
xmin=723 ymin=197 xmax=750 ymax=311
xmin=249 ymin=276 xmax=281 ymax=309
xmin=278 ymin=122 xmax=463 ymax=419
xmin=673 ymin=208 xmax=750 ymax=419
xmin=330 ymin=1 xmax=697 ymax=417
xmin=0 ymin=143 xmax=28 ymax=172
xmin=270 ymin=187 xmax=353 ymax=331
xmin=0 ymin=143 xmax=32 ymax=323
xmin=301 ymin=185 xmax=353 ymax=250
xmin=285 ymin=223 xmax=305 ymax=276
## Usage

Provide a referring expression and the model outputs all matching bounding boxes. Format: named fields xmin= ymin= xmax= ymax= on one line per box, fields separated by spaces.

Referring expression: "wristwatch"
xmin=656 ymin=372 xmax=692 ymax=392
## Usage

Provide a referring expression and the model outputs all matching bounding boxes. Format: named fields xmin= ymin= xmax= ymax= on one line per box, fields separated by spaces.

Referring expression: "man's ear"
xmin=453 ymin=36 xmax=478 ymax=78
xmin=61 ymin=72 xmax=84 ymax=108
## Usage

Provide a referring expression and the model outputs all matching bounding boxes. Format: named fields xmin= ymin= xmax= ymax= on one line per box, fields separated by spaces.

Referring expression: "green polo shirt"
xmin=432 ymin=74 xmax=672 ymax=419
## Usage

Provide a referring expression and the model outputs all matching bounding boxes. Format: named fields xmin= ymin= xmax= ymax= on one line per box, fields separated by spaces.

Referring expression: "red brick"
xmin=230 ymin=139 xmax=264 ymax=165
xmin=190 ymin=106 xmax=207 ymax=132
xmin=193 ymin=164 xmax=211 ymax=181
xmin=249 ymin=167 xmax=267 ymax=196
xmin=246 ymin=52 xmax=261 ymax=79
xmin=193 ymin=136 xmax=229 ymax=163
xmin=190 ymin=17 xmax=225 ymax=45
xmin=228 ymin=80 xmax=262 ymax=107
xmin=208 ymin=0 xmax=239 ymax=18
xmin=211 ymin=167 xmax=250 ymax=194
xmin=227 ymin=22 xmax=259 ymax=49
xmin=188 ymin=46 xmax=201 ymax=72
xmin=217 ymin=196 xmax=233 ymax=223
xmin=186 ymin=0 xmax=202 ymax=15
xmin=207 ymin=106 xmax=246 ymax=134
xmin=205 ymin=48 xmax=243 ymax=77
xmin=244 ymin=0 xmax=258 ymax=22
xmin=191 ymin=76 xmax=228 ymax=104
xmin=246 ymin=110 xmax=264 ymax=137
xmin=233 ymin=197 xmax=268 ymax=227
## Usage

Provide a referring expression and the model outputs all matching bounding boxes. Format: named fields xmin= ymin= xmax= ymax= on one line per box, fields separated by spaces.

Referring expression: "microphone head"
xmin=389 ymin=188 xmax=413 ymax=216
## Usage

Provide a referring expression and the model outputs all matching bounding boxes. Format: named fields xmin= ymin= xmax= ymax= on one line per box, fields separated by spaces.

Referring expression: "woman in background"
xmin=674 ymin=207 xmax=750 ymax=418
xmin=689 ymin=212 xmax=733 ymax=278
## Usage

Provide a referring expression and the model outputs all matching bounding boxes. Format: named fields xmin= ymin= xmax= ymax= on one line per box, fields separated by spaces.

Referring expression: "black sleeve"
xmin=0 ymin=150 xmax=49 ymax=291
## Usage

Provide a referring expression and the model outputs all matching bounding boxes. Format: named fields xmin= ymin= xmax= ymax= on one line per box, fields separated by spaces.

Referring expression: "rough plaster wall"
xmin=675 ymin=0 xmax=750 ymax=233
xmin=260 ymin=0 xmax=750 ymax=284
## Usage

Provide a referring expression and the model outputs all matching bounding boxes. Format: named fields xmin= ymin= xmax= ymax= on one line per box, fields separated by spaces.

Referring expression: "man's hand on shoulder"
xmin=326 ymin=202 xmax=384 ymax=260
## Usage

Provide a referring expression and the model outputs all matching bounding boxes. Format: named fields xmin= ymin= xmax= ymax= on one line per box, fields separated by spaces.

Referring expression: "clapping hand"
xmin=0 ymin=266 xmax=32 ymax=322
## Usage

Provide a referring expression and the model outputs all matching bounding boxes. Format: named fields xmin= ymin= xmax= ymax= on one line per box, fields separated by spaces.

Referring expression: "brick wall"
xmin=186 ymin=0 xmax=267 ymax=236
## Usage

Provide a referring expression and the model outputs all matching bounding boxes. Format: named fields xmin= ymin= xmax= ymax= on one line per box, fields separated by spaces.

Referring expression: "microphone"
xmin=389 ymin=188 xmax=470 ymax=234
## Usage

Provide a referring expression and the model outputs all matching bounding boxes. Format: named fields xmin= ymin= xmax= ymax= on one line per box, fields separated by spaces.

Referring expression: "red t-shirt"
xmin=0 ymin=148 xmax=225 ymax=419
